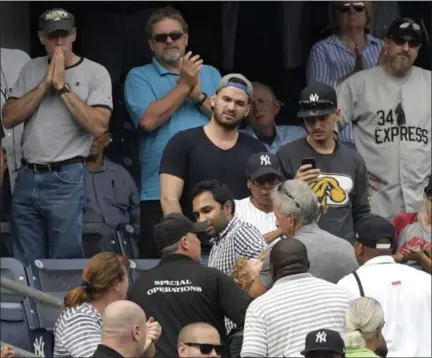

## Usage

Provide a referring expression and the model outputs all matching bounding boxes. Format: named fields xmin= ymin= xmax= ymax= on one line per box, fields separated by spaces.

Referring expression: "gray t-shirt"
xmin=10 ymin=56 xmax=113 ymax=163
xmin=260 ymin=222 xmax=359 ymax=287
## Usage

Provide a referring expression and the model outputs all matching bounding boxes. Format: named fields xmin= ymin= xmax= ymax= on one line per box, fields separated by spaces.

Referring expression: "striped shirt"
xmin=306 ymin=34 xmax=383 ymax=145
xmin=235 ymin=197 xmax=277 ymax=235
xmin=208 ymin=216 xmax=268 ymax=276
xmin=241 ymin=273 xmax=351 ymax=358
xmin=53 ymin=302 xmax=102 ymax=358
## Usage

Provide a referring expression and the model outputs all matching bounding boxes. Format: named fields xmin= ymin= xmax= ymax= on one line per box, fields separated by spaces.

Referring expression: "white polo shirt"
xmin=337 ymin=256 xmax=431 ymax=358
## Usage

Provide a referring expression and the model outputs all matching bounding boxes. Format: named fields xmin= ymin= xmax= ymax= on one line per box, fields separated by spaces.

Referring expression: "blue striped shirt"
xmin=306 ymin=34 xmax=383 ymax=144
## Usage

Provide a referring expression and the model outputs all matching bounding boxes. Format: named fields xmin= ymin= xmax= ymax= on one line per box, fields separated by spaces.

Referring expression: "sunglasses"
xmin=391 ymin=36 xmax=421 ymax=48
xmin=183 ymin=342 xmax=223 ymax=355
xmin=252 ymin=176 xmax=281 ymax=187
xmin=153 ymin=31 xmax=183 ymax=43
xmin=277 ymin=183 xmax=300 ymax=208
xmin=339 ymin=2 xmax=365 ymax=13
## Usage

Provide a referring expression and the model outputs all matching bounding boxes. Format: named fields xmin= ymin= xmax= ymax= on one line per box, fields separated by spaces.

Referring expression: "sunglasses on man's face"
xmin=391 ymin=36 xmax=421 ymax=48
xmin=252 ymin=175 xmax=281 ymax=187
xmin=183 ymin=342 xmax=223 ymax=355
xmin=339 ymin=2 xmax=365 ymax=13
xmin=153 ymin=31 xmax=183 ymax=43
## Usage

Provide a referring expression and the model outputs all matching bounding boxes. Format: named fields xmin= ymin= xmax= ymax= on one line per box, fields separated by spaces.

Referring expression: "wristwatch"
xmin=57 ymin=83 xmax=71 ymax=96
xmin=196 ymin=92 xmax=208 ymax=107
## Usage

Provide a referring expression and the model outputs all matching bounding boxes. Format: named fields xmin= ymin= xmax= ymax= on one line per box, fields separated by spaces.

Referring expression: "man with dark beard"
xmin=160 ymin=74 xmax=267 ymax=221
xmin=84 ymin=131 xmax=140 ymax=229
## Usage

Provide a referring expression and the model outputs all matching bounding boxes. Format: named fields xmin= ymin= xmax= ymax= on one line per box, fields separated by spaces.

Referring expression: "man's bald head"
xmin=102 ymin=300 xmax=147 ymax=337
xmin=178 ymin=323 xmax=221 ymax=358
xmin=270 ymin=238 xmax=309 ymax=278
xmin=178 ymin=322 xmax=220 ymax=345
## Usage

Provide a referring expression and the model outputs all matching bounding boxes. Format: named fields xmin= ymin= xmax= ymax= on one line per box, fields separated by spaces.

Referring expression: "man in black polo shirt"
xmin=128 ymin=213 xmax=251 ymax=358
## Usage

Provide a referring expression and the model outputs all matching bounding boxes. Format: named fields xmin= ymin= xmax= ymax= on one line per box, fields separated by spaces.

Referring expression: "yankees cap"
xmin=246 ymin=152 xmax=283 ymax=180
xmin=298 ymin=83 xmax=338 ymax=119
xmin=217 ymin=73 xmax=253 ymax=97
xmin=301 ymin=328 xmax=345 ymax=356
xmin=355 ymin=215 xmax=395 ymax=250
xmin=386 ymin=18 xmax=423 ymax=43
xmin=39 ymin=8 xmax=75 ymax=34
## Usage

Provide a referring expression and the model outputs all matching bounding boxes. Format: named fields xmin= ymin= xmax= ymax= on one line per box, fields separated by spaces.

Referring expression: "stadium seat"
xmin=0 ymin=222 xmax=13 ymax=257
xmin=0 ymin=257 xmax=33 ymax=353
xmin=26 ymin=259 xmax=89 ymax=292
xmin=129 ymin=259 xmax=160 ymax=282
xmin=82 ymin=223 xmax=121 ymax=258
xmin=116 ymin=223 xmax=140 ymax=258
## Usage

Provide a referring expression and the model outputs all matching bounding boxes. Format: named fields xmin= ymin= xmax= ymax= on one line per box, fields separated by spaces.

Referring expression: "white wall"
xmin=0 ymin=1 xmax=30 ymax=53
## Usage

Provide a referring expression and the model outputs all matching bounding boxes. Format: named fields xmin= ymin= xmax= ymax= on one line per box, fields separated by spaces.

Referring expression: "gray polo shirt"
xmin=84 ymin=158 xmax=140 ymax=229
xmin=9 ymin=56 xmax=113 ymax=164
xmin=260 ymin=222 xmax=359 ymax=287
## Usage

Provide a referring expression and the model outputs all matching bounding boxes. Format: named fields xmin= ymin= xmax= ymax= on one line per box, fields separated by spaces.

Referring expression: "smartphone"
xmin=301 ymin=158 xmax=316 ymax=169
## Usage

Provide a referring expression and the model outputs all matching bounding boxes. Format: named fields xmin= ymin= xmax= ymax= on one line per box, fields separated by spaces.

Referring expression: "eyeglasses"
xmin=153 ymin=31 xmax=183 ymax=43
xmin=277 ymin=183 xmax=300 ymax=208
xmin=252 ymin=176 xmax=281 ymax=187
xmin=390 ymin=36 xmax=421 ymax=48
xmin=339 ymin=2 xmax=365 ymax=13
xmin=183 ymin=342 xmax=223 ymax=355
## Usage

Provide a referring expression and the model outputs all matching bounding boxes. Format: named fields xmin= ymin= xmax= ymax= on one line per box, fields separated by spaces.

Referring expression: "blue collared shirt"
xmin=84 ymin=158 xmax=140 ymax=229
xmin=124 ymin=57 xmax=221 ymax=201
xmin=306 ymin=34 xmax=383 ymax=145
xmin=242 ymin=125 xmax=307 ymax=154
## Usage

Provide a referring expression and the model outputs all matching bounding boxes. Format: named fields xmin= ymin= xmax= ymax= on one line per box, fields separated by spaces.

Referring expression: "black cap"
xmin=355 ymin=215 xmax=395 ymax=250
xmin=153 ymin=213 xmax=208 ymax=251
xmin=39 ymin=9 xmax=75 ymax=35
xmin=298 ymin=83 xmax=338 ymax=119
xmin=386 ymin=18 xmax=423 ymax=43
xmin=301 ymin=329 xmax=345 ymax=356
xmin=246 ymin=152 xmax=283 ymax=180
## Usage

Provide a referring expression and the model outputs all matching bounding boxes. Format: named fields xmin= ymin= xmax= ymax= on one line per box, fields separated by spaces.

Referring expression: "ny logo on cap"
xmin=309 ymin=94 xmax=319 ymax=102
xmin=316 ymin=331 xmax=327 ymax=343
xmin=44 ymin=9 xmax=69 ymax=21
xmin=260 ymin=154 xmax=271 ymax=166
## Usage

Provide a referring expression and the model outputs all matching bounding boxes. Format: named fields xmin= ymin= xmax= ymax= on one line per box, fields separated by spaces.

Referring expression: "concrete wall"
xmin=0 ymin=1 xmax=30 ymax=53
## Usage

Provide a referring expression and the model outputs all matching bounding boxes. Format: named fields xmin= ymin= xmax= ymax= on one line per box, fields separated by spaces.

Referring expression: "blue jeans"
xmin=11 ymin=163 xmax=85 ymax=266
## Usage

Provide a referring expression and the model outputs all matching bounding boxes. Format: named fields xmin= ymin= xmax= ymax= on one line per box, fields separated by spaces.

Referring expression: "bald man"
xmin=91 ymin=300 xmax=149 ymax=358
xmin=177 ymin=323 xmax=222 ymax=358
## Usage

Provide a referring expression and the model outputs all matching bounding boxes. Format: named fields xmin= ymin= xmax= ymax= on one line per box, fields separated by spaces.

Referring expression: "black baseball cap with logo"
xmin=297 ymin=83 xmax=338 ymax=119
xmin=301 ymin=329 xmax=346 ymax=357
xmin=39 ymin=8 xmax=75 ymax=35
xmin=153 ymin=213 xmax=208 ymax=251
xmin=386 ymin=18 xmax=423 ymax=44
xmin=355 ymin=215 xmax=395 ymax=250
xmin=246 ymin=152 xmax=283 ymax=180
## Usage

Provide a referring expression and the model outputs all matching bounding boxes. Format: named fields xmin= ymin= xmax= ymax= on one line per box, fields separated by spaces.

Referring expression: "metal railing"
xmin=1 ymin=276 xmax=64 ymax=357
xmin=1 ymin=277 xmax=63 ymax=308
xmin=0 ymin=341 xmax=40 ymax=358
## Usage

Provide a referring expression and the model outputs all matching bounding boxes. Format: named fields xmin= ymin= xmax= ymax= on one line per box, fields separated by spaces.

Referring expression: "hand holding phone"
xmin=296 ymin=158 xmax=320 ymax=183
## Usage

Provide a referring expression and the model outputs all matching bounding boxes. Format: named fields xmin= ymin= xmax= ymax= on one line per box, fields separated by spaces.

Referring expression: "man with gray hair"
xmin=91 ymin=300 xmax=150 ymax=357
xmin=260 ymin=179 xmax=358 ymax=288
xmin=2 ymin=8 xmax=112 ymax=266
xmin=242 ymin=82 xmax=306 ymax=154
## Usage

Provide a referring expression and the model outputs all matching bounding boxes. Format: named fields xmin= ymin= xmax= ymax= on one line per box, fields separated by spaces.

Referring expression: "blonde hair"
xmin=329 ymin=1 xmax=374 ymax=32
xmin=344 ymin=297 xmax=385 ymax=349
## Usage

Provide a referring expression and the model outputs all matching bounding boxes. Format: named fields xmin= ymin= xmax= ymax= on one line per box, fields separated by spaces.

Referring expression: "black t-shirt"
xmin=160 ymin=126 xmax=267 ymax=219
xmin=128 ymin=254 xmax=251 ymax=358
xmin=91 ymin=344 xmax=124 ymax=358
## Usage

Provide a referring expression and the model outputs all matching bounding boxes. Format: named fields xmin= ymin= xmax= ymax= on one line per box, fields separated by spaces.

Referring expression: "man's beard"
xmin=390 ymin=55 xmax=412 ymax=77
xmin=162 ymin=48 xmax=181 ymax=63
xmin=213 ymin=111 xmax=242 ymax=130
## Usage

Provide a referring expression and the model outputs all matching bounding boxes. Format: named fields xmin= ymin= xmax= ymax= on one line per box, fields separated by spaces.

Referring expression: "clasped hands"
xmin=44 ymin=46 xmax=66 ymax=92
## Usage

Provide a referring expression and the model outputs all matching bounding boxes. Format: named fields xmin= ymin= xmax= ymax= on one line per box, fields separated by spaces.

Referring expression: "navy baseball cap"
xmin=355 ymin=215 xmax=395 ymax=250
xmin=153 ymin=213 xmax=208 ymax=250
xmin=246 ymin=152 xmax=283 ymax=180
xmin=386 ymin=18 xmax=423 ymax=44
xmin=39 ymin=8 xmax=75 ymax=35
xmin=301 ymin=329 xmax=345 ymax=356
xmin=298 ymin=83 xmax=338 ymax=119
